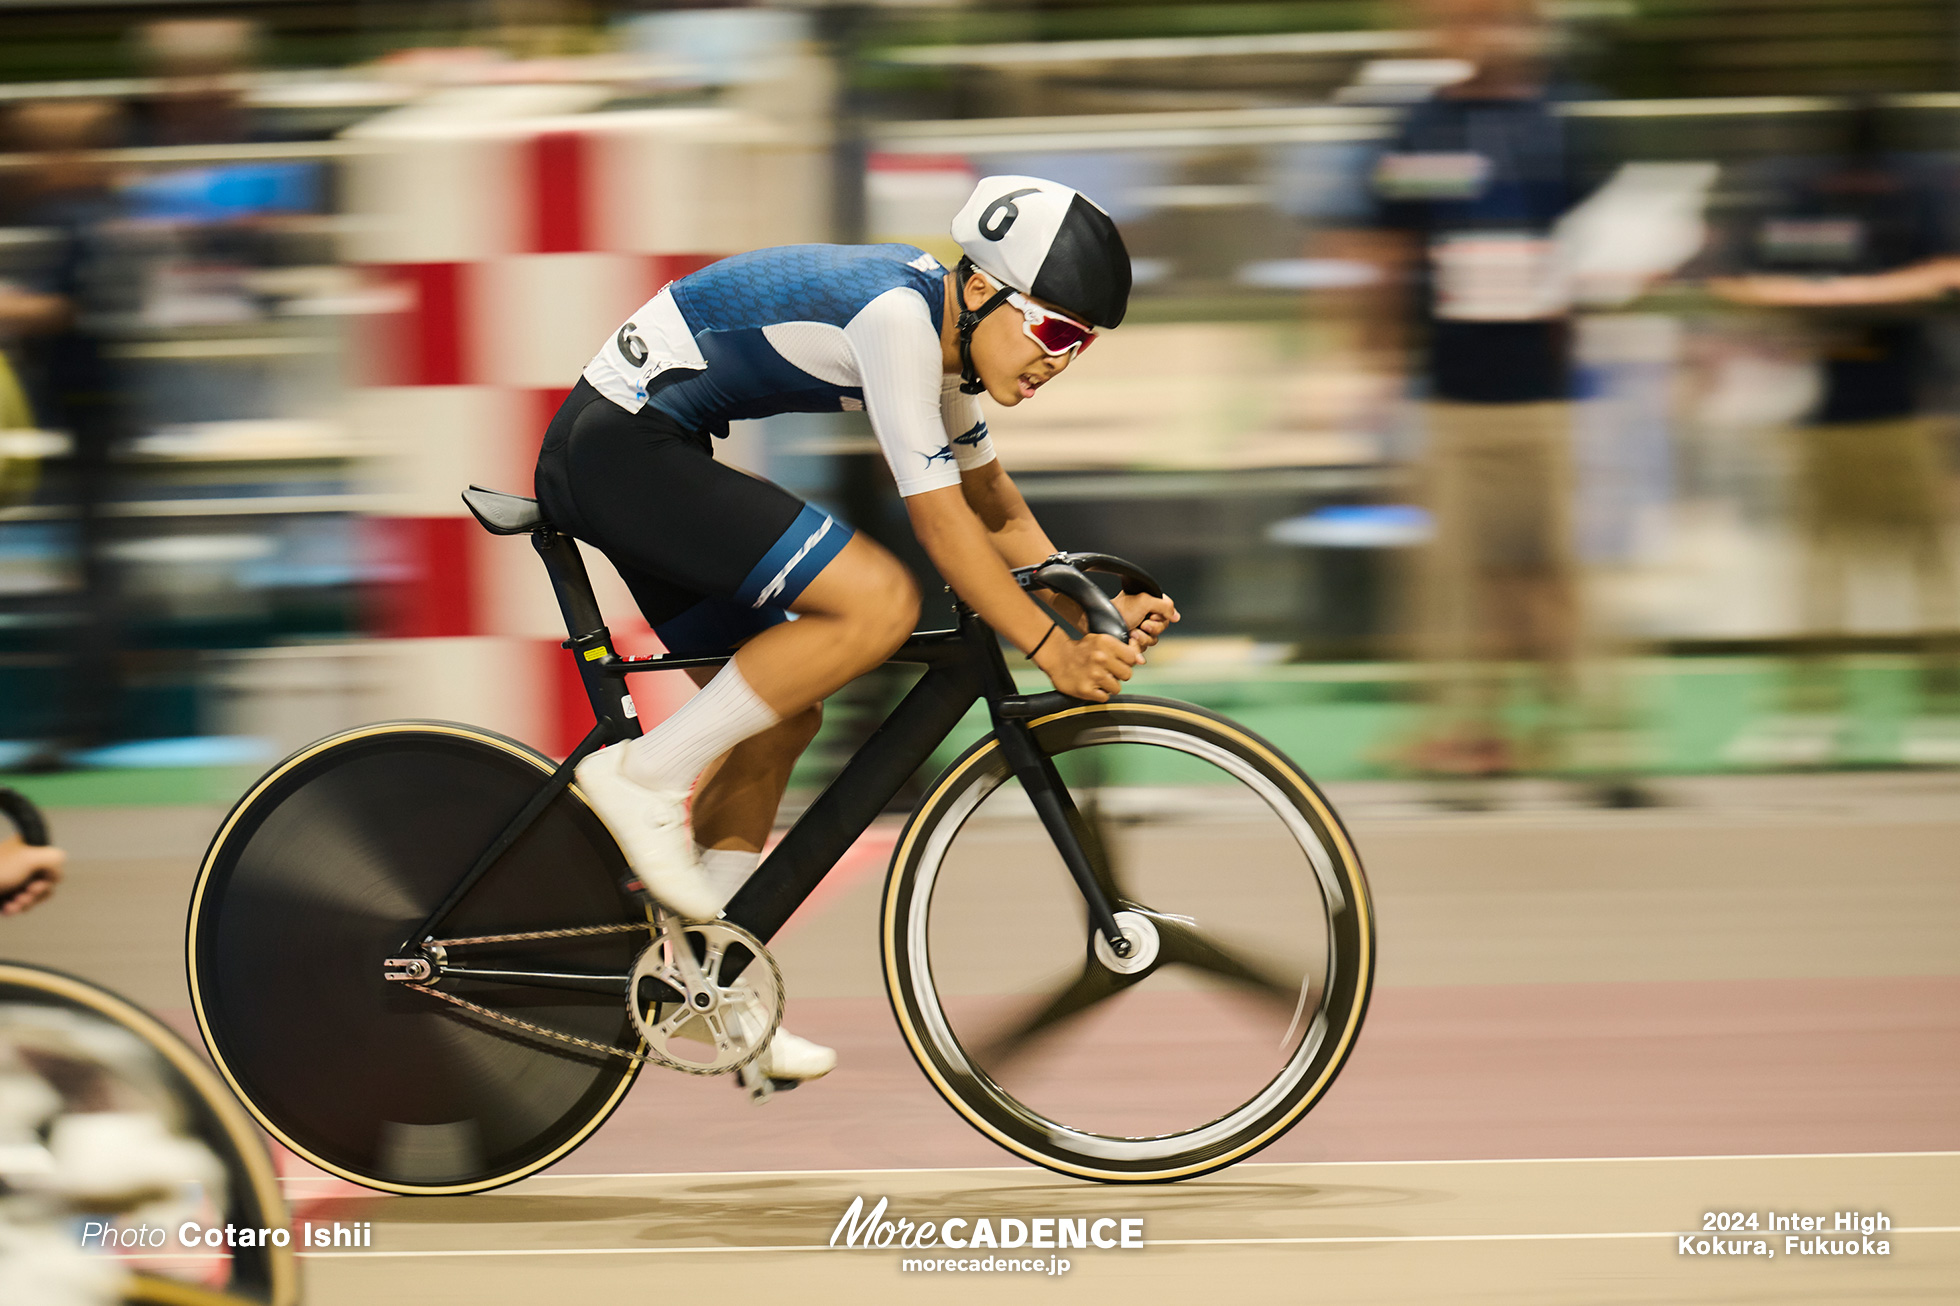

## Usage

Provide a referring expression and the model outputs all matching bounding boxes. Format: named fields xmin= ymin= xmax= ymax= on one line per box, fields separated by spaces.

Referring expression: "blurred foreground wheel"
xmin=0 ymin=962 xmax=298 ymax=1305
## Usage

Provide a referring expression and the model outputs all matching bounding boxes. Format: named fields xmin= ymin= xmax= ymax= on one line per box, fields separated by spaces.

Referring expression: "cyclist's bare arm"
xmin=1709 ymin=257 xmax=1960 ymax=307
xmin=906 ymin=485 xmax=1140 ymax=701
xmin=957 ymin=460 xmax=1180 ymax=647
xmin=955 ymin=460 xmax=1083 ymax=628
xmin=0 ymin=835 xmax=64 ymax=915
xmin=958 ymin=457 xmax=1059 ymax=567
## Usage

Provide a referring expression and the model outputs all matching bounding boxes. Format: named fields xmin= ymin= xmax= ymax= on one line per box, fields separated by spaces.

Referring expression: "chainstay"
xmin=404 ymin=926 xmax=785 ymax=1077
xmin=430 ymin=922 xmax=654 ymax=947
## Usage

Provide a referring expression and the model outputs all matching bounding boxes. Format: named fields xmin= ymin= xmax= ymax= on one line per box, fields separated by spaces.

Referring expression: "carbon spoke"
xmin=1075 ymin=789 xmax=1127 ymax=905
xmin=1151 ymin=916 xmax=1299 ymax=1006
xmin=972 ymin=961 xmax=1138 ymax=1067
xmin=1059 ymin=753 xmax=1128 ymax=905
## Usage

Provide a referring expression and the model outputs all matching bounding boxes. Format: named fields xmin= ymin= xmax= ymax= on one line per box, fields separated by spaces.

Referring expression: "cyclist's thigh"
xmin=644 ymin=587 xmax=787 ymax=656
xmin=788 ymin=532 xmax=919 ymax=625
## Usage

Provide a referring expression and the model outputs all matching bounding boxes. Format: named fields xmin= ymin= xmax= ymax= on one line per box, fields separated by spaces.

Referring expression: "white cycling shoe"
xmin=731 ymin=975 xmax=837 ymax=1082
xmin=572 ymin=742 xmax=721 ymax=921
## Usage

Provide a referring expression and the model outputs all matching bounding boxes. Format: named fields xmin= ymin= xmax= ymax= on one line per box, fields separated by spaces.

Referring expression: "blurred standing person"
xmin=1358 ymin=0 xmax=1588 ymax=788
xmin=0 ymin=100 xmax=135 ymax=765
xmin=1711 ymin=104 xmax=1960 ymax=766
xmin=132 ymin=19 xmax=256 ymax=148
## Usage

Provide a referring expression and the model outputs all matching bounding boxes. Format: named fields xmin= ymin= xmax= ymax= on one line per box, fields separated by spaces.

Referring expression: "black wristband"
xmin=1025 ymin=622 xmax=1061 ymax=661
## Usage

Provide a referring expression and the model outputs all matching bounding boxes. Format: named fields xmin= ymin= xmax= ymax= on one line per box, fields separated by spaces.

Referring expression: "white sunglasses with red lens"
xmin=1003 ymin=289 xmax=1097 ymax=357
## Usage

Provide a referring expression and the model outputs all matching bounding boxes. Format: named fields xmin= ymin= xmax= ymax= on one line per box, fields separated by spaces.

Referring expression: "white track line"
xmin=293 ymin=1227 xmax=1960 ymax=1260
xmin=274 ymin=1149 xmax=1960 ymax=1191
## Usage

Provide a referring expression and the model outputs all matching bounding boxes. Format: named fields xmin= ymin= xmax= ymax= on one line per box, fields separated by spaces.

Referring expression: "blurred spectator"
xmin=133 ymin=18 xmax=257 ymax=147
xmin=1710 ymin=103 xmax=1960 ymax=766
xmin=0 ymin=317 xmax=43 ymax=507
xmin=0 ymin=99 xmax=134 ymax=763
xmin=1354 ymin=0 xmax=1589 ymax=784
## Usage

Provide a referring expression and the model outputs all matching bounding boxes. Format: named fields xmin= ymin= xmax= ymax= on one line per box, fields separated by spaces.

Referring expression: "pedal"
xmin=735 ymin=1061 xmax=775 ymax=1105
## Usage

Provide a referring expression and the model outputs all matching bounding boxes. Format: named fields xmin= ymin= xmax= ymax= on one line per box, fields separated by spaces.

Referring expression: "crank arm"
xmin=659 ymin=912 xmax=714 ymax=1001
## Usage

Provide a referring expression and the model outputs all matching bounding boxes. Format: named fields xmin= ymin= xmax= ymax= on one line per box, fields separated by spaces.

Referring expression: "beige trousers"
xmin=1791 ymin=416 xmax=1957 ymax=636
xmin=1786 ymin=416 xmax=1960 ymax=714
xmin=1410 ymin=400 xmax=1582 ymax=748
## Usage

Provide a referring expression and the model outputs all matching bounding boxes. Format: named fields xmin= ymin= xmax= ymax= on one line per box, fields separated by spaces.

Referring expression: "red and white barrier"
xmin=346 ymin=98 xmax=828 ymax=754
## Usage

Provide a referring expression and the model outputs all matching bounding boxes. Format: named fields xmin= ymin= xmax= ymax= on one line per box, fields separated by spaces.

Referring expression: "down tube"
xmin=722 ymin=658 xmax=983 ymax=947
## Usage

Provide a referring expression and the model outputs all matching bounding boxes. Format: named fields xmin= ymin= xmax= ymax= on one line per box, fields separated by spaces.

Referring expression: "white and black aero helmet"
xmin=949 ymin=175 xmax=1132 ymax=393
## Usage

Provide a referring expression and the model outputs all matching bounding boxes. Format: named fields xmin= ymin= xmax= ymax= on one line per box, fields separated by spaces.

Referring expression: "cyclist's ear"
xmin=963 ymin=270 xmax=993 ymax=311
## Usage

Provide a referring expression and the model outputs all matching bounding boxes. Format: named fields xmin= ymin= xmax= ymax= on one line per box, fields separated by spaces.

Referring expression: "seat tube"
xmin=533 ymin=527 xmax=641 ymax=740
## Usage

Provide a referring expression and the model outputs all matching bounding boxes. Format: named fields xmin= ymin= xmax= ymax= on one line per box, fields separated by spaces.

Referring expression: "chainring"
xmin=627 ymin=919 xmax=783 ymax=1076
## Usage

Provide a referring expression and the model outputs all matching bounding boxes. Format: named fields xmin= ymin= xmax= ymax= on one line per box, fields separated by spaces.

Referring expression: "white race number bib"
xmin=1430 ymin=231 xmax=1568 ymax=322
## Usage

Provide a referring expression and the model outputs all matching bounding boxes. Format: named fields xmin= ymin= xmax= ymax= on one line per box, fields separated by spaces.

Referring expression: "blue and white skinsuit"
xmin=534 ymin=243 xmax=997 ymax=652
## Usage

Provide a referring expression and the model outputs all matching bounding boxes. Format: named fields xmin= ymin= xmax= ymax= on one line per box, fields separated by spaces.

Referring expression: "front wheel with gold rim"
xmin=881 ymin=698 xmax=1374 ymax=1183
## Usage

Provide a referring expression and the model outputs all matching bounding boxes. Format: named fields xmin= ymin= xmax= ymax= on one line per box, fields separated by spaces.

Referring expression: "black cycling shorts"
xmin=534 ymin=379 xmax=853 ymax=654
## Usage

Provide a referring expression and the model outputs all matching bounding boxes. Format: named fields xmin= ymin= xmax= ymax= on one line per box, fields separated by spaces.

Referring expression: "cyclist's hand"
xmin=1033 ymin=630 xmax=1141 ymax=702
xmin=0 ymin=835 xmax=64 ymax=916
xmin=1115 ymin=591 xmax=1179 ymax=651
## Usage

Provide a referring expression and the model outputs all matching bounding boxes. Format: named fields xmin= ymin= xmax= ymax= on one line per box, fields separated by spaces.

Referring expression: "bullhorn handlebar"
xmin=1010 ymin=552 xmax=1164 ymax=643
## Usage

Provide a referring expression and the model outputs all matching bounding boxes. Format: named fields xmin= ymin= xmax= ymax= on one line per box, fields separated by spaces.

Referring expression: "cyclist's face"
xmin=962 ymin=272 xmax=1078 ymax=406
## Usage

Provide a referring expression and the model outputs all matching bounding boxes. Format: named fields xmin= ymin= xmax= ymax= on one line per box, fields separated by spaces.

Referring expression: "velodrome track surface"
xmin=13 ymin=772 xmax=1959 ymax=1302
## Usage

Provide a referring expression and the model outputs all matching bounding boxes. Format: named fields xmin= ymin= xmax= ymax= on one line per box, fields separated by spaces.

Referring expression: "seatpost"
xmin=531 ymin=526 xmax=642 ymax=741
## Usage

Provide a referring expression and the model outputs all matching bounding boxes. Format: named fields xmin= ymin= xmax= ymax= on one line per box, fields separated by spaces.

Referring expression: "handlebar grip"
xmin=0 ymin=788 xmax=49 ymax=847
xmin=1059 ymin=551 xmax=1163 ymax=598
xmin=1032 ymin=564 xmax=1131 ymax=641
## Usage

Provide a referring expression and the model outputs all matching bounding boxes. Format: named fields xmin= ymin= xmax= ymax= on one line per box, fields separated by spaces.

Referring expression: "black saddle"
xmin=462 ymin=485 xmax=547 ymax=535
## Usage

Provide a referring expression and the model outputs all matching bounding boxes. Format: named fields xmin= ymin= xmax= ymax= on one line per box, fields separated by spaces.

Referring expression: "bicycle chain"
xmin=405 ymin=982 xmax=664 ymax=1066
xmin=429 ymin=921 xmax=653 ymax=947
xmin=405 ymin=920 xmax=785 ymax=1076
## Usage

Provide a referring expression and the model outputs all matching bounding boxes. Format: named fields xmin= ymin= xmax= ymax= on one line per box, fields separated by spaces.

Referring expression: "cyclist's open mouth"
xmin=1017 ymin=374 xmax=1044 ymax=399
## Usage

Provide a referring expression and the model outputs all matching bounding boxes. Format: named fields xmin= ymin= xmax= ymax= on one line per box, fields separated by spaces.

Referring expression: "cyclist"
xmin=537 ymin=177 xmax=1178 ymax=1083
xmin=0 ymin=787 xmax=62 ymax=915
xmin=0 ymin=840 xmax=62 ymax=915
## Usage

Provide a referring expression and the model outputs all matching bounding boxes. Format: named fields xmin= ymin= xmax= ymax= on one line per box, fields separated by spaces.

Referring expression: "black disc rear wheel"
xmin=186 ymin=722 xmax=646 ymax=1194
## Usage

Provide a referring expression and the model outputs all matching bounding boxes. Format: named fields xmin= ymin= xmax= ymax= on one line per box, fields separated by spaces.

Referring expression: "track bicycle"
xmin=185 ymin=486 xmax=1375 ymax=1190
xmin=0 ymin=790 xmax=298 ymax=1306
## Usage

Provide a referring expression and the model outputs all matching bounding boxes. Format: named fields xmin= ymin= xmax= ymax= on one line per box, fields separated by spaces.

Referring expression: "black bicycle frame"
xmin=397 ymin=523 xmax=1132 ymax=994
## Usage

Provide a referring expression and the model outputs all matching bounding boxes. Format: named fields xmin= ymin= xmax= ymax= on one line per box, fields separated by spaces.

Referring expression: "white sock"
xmin=624 ymin=661 xmax=781 ymax=794
xmin=696 ymin=846 xmax=760 ymax=913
